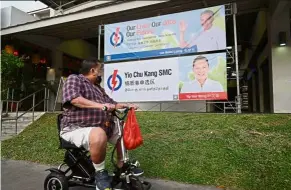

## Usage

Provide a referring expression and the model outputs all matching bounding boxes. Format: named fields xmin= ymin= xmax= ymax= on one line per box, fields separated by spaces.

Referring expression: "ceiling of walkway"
xmin=2 ymin=0 xmax=269 ymax=63
xmin=6 ymin=0 xmax=268 ymax=40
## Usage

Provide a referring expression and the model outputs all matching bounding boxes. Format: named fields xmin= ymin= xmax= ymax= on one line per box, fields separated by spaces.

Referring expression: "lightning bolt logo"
xmin=111 ymin=69 xmax=118 ymax=93
xmin=113 ymin=27 xmax=120 ymax=48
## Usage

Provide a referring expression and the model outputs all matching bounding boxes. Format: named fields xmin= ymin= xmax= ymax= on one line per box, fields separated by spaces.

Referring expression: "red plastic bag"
xmin=123 ymin=109 xmax=143 ymax=150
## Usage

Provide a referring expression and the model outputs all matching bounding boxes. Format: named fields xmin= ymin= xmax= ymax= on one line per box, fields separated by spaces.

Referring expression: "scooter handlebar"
xmin=114 ymin=107 xmax=130 ymax=113
xmin=102 ymin=106 xmax=131 ymax=120
xmin=113 ymin=107 xmax=131 ymax=120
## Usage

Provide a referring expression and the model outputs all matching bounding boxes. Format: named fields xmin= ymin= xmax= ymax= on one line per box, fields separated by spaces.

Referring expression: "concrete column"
xmin=251 ymin=76 xmax=257 ymax=112
xmin=51 ymin=50 xmax=63 ymax=80
xmin=267 ymin=9 xmax=274 ymax=113
xmin=269 ymin=1 xmax=291 ymax=113
xmin=47 ymin=50 xmax=63 ymax=111
xmin=258 ymin=67 xmax=264 ymax=112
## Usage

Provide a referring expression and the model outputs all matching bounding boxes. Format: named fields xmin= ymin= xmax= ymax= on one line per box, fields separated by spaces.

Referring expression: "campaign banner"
xmin=104 ymin=52 xmax=227 ymax=102
xmin=104 ymin=5 xmax=226 ymax=62
xmin=104 ymin=58 xmax=180 ymax=102
xmin=179 ymin=52 xmax=227 ymax=100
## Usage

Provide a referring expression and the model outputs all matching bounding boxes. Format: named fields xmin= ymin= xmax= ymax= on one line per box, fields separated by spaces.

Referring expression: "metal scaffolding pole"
xmin=233 ymin=2 xmax=241 ymax=113
xmin=98 ymin=25 xmax=102 ymax=60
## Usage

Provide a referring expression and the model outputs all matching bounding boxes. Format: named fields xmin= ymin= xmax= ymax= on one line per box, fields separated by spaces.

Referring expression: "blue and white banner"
xmin=104 ymin=57 xmax=180 ymax=102
xmin=104 ymin=52 xmax=227 ymax=102
xmin=104 ymin=5 xmax=226 ymax=62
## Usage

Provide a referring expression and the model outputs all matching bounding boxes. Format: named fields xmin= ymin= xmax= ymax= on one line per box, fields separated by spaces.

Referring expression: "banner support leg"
xmin=98 ymin=25 xmax=102 ymax=61
xmin=233 ymin=2 xmax=241 ymax=113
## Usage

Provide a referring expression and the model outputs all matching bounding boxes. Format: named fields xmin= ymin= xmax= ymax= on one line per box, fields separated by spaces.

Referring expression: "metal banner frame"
xmin=233 ymin=3 xmax=242 ymax=113
xmin=227 ymin=2 xmax=241 ymax=113
xmin=98 ymin=25 xmax=104 ymax=61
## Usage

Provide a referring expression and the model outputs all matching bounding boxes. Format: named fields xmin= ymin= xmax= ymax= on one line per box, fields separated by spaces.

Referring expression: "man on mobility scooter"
xmin=60 ymin=57 xmax=143 ymax=190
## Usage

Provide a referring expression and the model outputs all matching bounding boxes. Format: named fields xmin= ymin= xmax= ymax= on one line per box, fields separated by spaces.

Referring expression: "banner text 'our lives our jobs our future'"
xmin=125 ymin=20 xmax=176 ymax=37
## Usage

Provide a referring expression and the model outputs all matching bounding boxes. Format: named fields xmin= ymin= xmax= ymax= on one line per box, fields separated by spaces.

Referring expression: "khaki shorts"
xmin=60 ymin=122 xmax=120 ymax=150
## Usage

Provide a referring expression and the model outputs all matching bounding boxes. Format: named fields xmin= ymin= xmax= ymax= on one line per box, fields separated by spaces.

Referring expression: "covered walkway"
xmin=1 ymin=0 xmax=290 ymax=113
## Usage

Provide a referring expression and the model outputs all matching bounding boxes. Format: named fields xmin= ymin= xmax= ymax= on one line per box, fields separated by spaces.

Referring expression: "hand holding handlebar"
xmin=102 ymin=103 xmax=116 ymax=111
xmin=102 ymin=103 xmax=138 ymax=112
xmin=122 ymin=103 xmax=139 ymax=110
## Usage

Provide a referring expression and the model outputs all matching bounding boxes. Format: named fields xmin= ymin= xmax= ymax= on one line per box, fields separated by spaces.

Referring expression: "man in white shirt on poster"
xmin=179 ymin=9 xmax=226 ymax=52
xmin=181 ymin=55 xmax=224 ymax=93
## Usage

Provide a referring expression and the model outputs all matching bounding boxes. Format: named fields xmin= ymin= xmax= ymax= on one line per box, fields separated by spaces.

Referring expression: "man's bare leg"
xmin=89 ymin=127 xmax=108 ymax=169
xmin=89 ymin=127 xmax=113 ymax=190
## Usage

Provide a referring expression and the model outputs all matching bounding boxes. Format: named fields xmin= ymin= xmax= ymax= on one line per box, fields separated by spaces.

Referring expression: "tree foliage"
xmin=1 ymin=50 xmax=25 ymax=90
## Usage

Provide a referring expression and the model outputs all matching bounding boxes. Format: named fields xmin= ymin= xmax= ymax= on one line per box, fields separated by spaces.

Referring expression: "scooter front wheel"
xmin=44 ymin=172 xmax=69 ymax=190
xmin=125 ymin=176 xmax=144 ymax=190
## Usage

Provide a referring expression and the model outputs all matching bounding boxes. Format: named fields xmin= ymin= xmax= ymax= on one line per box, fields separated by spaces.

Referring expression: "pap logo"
xmin=107 ymin=69 xmax=122 ymax=93
xmin=110 ymin=27 xmax=124 ymax=47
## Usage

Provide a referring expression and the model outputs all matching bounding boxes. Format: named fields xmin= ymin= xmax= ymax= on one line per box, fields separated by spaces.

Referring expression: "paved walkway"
xmin=2 ymin=159 xmax=220 ymax=190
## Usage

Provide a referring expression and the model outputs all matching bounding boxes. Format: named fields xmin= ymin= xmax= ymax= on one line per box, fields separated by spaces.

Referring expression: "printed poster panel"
xmin=104 ymin=52 xmax=227 ymax=102
xmin=179 ymin=52 xmax=227 ymax=100
xmin=104 ymin=5 xmax=226 ymax=62
xmin=104 ymin=58 xmax=180 ymax=102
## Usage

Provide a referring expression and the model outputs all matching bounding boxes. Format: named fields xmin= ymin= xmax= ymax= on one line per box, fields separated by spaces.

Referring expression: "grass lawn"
xmin=2 ymin=112 xmax=291 ymax=190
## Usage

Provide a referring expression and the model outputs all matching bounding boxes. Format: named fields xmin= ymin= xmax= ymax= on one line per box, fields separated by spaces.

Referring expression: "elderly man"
xmin=179 ymin=9 xmax=226 ymax=52
xmin=181 ymin=55 xmax=224 ymax=93
xmin=60 ymin=57 xmax=143 ymax=190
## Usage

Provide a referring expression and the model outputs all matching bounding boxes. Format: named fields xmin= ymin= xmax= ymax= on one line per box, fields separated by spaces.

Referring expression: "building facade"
xmin=1 ymin=0 xmax=290 ymax=113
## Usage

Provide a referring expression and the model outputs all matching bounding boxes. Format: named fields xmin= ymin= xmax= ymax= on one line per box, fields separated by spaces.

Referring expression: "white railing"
xmin=1 ymin=88 xmax=49 ymax=134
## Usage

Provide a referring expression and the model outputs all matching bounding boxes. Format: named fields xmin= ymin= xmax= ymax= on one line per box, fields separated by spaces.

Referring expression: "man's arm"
xmin=216 ymin=29 xmax=226 ymax=50
xmin=97 ymin=85 xmax=137 ymax=109
xmin=105 ymin=94 xmax=136 ymax=109
xmin=179 ymin=21 xmax=189 ymax=48
xmin=115 ymin=103 xmax=129 ymax=109
xmin=71 ymin=96 xmax=105 ymax=109
xmin=106 ymin=97 xmax=129 ymax=109
xmin=105 ymin=94 xmax=134 ymax=109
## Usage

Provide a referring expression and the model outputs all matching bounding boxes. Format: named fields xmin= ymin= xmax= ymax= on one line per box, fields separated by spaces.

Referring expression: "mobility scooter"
xmin=44 ymin=108 xmax=151 ymax=190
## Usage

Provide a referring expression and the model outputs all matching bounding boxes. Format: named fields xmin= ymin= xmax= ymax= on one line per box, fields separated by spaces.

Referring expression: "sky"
xmin=0 ymin=1 xmax=47 ymax=12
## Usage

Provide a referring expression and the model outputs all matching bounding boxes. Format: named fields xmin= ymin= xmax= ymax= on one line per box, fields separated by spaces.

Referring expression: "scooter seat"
xmin=57 ymin=114 xmax=81 ymax=150
xmin=60 ymin=138 xmax=79 ymax=149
